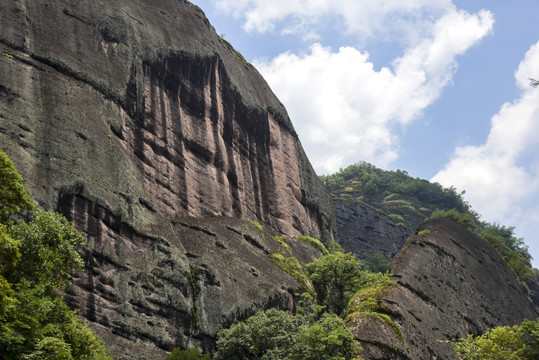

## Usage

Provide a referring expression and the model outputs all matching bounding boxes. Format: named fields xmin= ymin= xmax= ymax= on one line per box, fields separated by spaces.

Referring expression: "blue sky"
xmin=191 ymin=0 xmax=539 ymax=268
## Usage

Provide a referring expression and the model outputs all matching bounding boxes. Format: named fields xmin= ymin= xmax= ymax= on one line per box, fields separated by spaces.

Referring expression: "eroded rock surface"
xmin=59 ymin=193 xmax=320 ymax=359
xmin=0 ymin=0 xmax=333 ymax=358
xmin=335 ymin=200 xmax=411 ymax=260
xmin=349 ymin=219 xmax=537 ymax=360
xmin=0 ymin=0 xmax=334 ymax=241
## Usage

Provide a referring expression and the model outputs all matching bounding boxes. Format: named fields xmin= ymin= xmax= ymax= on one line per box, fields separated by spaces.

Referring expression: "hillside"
xmin=321 ymin=161 xmax=472 ymax=259
xmin=324 ymin=161 xmax=539 ymax=306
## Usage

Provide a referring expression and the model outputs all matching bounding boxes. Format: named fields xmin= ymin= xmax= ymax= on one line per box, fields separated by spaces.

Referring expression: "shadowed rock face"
xmin=348 ymin=219 xmax=537 ymax=360
xmin=335 ymin=200 xmax=411 ymax=260
xmin=0 ymin=0 xmax=333 ymax=357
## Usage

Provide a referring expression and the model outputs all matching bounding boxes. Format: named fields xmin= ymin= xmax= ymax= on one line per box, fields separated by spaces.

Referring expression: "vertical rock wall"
xmin=0 ymin=0 xmax=334 ymax=357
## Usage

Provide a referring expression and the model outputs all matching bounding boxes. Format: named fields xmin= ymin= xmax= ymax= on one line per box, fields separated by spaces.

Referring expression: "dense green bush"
xmin=214 ymin=307 xmax=361 ymax=360
xmin=0 ymin=149 xmax=110 ymax=360
xmin=320 ymin=161 xmax=471 ymax=212
xmin=448 ymin=319 xmax=539 ymax=360
xmin=306 ymin=251 xmax=363 ymax=316
xmin=430 ymin=208 xmax=477 ymax=231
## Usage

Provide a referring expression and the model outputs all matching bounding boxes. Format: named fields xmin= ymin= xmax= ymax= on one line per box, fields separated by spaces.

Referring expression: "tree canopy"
xmin=448 ymin=319 xmax=539 ymax=360
xmin=0 ymin=149 xmax=110 ymax=360
xmin=319 ymin=161 xmax=471 ymax=212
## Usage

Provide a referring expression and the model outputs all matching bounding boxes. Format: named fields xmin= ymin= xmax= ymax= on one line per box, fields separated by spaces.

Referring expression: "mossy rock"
xmin=348 ymin=282 xmax=397 ymax=314
xmin=346 ymin=312 xmax=410 ymax=359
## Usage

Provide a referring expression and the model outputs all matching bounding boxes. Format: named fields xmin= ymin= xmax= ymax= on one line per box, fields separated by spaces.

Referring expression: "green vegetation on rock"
xmin=297 ymin=235 xmax=329 ymax=255
xmin=0 ymin=149 xmax=111 ymax=360
xmin=320 ymin=161 xmax=471 ymax=220
xmin=430 ymin=208 xmax=476 ymax=231
xmin=306 ymin=250 xmax=363 ymax=316
xmin=447 ymin=319 xmax=539 ymax=360
xmin=323 ymin=161 xmax=538 ymax=290
xmin=214 ymin=306 xmax=361 ymax=360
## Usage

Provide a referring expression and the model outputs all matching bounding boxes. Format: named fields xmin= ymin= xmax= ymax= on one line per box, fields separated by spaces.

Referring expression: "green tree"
xmin=448 ymin=319 xmax=539 ymax=360
xmin=297 ymin=313 xmax=361 ymax=360
xmin=215 ymin=308 xmax=308 ymax=360
xmin=362 ymin=253 xmax=391 ymax=274
xmin=0 ymin=150 xmax=34 ymax=222
xmin=306 ymin=250 xmax=363 ymax=316
xmin=0 ymin=149 xmax=110 ymax=360
xmin=214 ymin=307 xmax=360 ymax=360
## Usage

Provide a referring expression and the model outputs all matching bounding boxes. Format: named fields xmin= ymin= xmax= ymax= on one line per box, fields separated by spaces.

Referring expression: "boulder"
xmin=349 ymin=219 xmax=537 ymax=359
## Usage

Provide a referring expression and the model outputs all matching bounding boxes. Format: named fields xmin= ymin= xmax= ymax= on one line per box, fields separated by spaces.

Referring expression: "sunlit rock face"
xmin=0 ymin=0 xmax=334 ymax=357
xmin=348 ymin=219 xmax=537 ymax=360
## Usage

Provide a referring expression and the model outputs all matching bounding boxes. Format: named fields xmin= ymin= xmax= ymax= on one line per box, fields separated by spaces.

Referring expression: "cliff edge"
xmin=0 ymin=0 xmax=334 ymax=358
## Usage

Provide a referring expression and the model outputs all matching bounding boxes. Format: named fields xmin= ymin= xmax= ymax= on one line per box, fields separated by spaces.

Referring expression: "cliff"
xmin=0 ymin=0 xmax=334 ymax=358
xmin=335 ymin=200 xmax=411 ymax=260
xmin=348 ymin=219 xmax=538 ymax=359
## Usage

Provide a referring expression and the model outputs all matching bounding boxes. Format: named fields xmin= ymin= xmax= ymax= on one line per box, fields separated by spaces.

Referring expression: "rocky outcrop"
xmin=348 ymin=219 xmax=537 ymax=359
xmin=0 ymin=0 xmax=334 ymax=358
xmin=59 ymin=192 xmax=321 ymax=359
xmin=0 ymin=0 xmax=334 ymax=241
xmin=335 ymin=200 xmax=411 ymax=260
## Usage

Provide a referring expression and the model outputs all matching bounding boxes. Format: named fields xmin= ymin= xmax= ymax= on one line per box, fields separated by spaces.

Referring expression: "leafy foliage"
xmin=297 ymin=235 xmax=329 ymax=255
xmin=321 ymin=161 xmax=537 ymax=287
xmin=306 ymin=250 xmax=364 ymax=316
xmin=0 ymin=149 xmax=110 ymax=360
xmin=430 ymin=208 xmax=477 ymax=231
xmin=448 ymin=319 xmax=539 ymax=360
xmin=269 ymin=253 xmax=315 ymax=297
xmin=320 ymin=161 xmax=471 ymax=213
xmin=0 ymin=150 xmax=34 ymax=222
xmin=479 ymin=225 xmax=535 ymax=283
xmin=362 ymin=253 xmax=391 ymax=274
xmin=214 ymin=307 xmax=361 ymax=360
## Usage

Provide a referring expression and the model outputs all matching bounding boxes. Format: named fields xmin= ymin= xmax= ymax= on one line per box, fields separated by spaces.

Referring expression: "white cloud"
xmin=254 ymin=9 xmax=493 ymax=173
xmin=216 ymin=0 xmax=453 ymax=41
xmin=432 ymin=41 xmax=539 ymax=224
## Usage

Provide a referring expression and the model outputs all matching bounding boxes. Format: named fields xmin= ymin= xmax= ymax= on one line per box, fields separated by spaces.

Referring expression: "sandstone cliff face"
xmin=0 ymin=0 xmax=334 ymax=242
xmin=335 ymin=200 xmax=411 ymax=260
xmin=0 ymin=0 xmax=333 ymax=357
xmin=348 ymin=219 xmax=537 ymax=359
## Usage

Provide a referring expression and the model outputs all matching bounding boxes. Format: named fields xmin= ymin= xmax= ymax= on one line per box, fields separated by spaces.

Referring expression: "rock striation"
xmin=335 ymin=200 xmax=411 ymax=260
xmin=348 ymin=218 xmax=538 ymax=359
xmin=0 ymin=0 xmax=334 ymax=358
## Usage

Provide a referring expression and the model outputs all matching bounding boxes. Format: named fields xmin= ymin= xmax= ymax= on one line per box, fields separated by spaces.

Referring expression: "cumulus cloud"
xmin=432 ymin=41 xmax=539 ymax=223
xmin=254 ymin=9 xmax=493 ymax=173
xmin=216 ymin=0 xmax=453 ymax=41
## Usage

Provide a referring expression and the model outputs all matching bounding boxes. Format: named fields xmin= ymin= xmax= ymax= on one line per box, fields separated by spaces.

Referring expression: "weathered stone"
xmin=0 ymin=0 xmax=334 ymax=242
xmin=0 ymin=0 xmax=333 ymax=358
xmin=335 ymin=200 xmax=411 ymax=260
xmin=347 ymin=312 xmax=409 ymax=360
xmin=349 ymin=218 xmax=538 ymax=360
xmin=58 ymin=193 xmax=321 ymax=358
